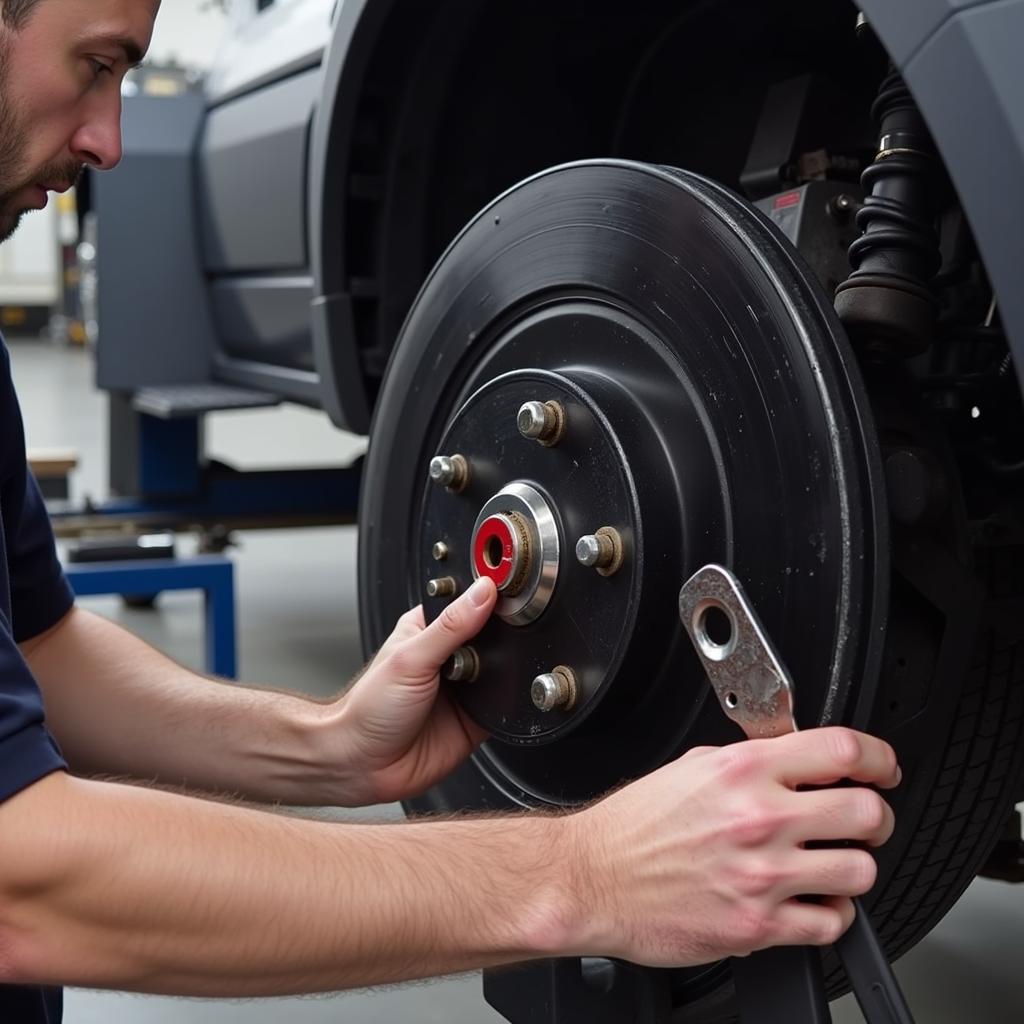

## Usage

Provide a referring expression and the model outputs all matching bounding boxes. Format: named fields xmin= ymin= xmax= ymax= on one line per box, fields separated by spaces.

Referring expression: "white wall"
xmin=148 ymin=0 xmax=228 ymax=70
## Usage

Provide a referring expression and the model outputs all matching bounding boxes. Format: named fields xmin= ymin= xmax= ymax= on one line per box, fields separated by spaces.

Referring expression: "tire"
xmin=358 ymin=160 xmax=1024 ymax=1019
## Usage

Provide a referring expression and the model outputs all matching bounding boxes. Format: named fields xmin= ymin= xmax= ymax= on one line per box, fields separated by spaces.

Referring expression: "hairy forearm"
xmin=23 ymin=609 xmax=344 ymax=805
xmin=0 ymin=773 xmax=575 ymax=996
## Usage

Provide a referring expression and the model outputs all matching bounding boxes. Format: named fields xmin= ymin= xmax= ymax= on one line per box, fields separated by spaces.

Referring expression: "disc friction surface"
xmin=361 ymin=160 xmax=885 ymax=798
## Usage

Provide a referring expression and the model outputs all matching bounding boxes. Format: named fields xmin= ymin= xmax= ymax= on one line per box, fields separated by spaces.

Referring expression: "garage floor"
xmin=7 ymin=338 xmax=1023 ymax=1022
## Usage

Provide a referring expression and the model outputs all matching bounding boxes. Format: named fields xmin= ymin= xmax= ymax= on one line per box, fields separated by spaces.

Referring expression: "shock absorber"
xmin=835 ymin=68 xmax=942 ymax=355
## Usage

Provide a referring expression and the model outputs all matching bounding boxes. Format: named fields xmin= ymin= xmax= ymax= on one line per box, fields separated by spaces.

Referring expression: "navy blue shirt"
xmin=0 ymin=336 xmax=75 ymax=1022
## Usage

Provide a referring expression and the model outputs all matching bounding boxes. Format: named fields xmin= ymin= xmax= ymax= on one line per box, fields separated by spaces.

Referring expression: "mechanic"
xmin=0 ymin=1 xmax=900 ymax=1020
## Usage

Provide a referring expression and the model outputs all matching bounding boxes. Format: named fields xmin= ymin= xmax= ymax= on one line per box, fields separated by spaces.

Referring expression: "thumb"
xmin=409 ymin=577 xmax=498 ymax=672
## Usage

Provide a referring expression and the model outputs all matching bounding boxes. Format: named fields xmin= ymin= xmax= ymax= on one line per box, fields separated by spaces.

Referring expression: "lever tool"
xmin=678 ymin=564 xmax=914 ymax=1024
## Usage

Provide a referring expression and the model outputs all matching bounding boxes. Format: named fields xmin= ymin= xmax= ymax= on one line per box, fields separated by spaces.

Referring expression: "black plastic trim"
xmin=212 ymin=354 xmax=322 ymax=407
xmin=307 ymin=0 xmax=395 ymax=433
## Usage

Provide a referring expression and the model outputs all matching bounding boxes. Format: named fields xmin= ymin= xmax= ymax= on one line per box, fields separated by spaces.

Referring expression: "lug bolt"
xmin=575 ymin=526 xmax=624 ymax=576
xmin=432 ymin=541 xmax=449 ymax=561
xmin=517 ymin=400 xmax=566 ymax=447
xmin=426 ymin=576 xmax=457 ymax=598
xmin=444 ymin=646 xmax=480 ymax=683
xmin=531 ymin=665 xmax=578 ymax=712
xmin=429 ymin=454 xmax=469 ymax=492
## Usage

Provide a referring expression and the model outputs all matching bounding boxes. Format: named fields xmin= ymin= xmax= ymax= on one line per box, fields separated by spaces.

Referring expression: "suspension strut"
xmin=835 ymin=68 xmax=942 ymax=356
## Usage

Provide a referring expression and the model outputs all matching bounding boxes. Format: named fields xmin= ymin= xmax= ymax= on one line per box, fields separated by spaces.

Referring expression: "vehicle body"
xmin=93 ymin=1 xmax=1024 ymax=1019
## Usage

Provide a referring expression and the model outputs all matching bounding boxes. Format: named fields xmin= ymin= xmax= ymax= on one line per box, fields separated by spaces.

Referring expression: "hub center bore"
xmin=471 ymin=482 xmax=560 ymax=626
xmin=473 ymin=512 xmax=530 ymax=593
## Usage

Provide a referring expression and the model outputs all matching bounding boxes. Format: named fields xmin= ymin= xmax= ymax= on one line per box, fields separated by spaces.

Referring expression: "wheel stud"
xmin=426 ymin=576 xmax=457 ymax=598
xmin=444 ymin=646 xmax=480 ymax=683
xmin=575 ymin=526 xmax=624 ymax=576
xmin=432 ymin=541 xmax=449 ymax=561
xmin=531 ymin=665 xmax=577 ymax=712
xmin=517 ymin=400 xmax=566 ymax=446
xmin=429 ymin=454 xmax=469 ymax=492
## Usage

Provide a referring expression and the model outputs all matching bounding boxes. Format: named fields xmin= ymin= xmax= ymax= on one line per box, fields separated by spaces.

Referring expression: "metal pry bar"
xmin=677 ymin=564 xmax=797 ymax=739
xmin=678 ymin=563 xmax=916 ymax=1024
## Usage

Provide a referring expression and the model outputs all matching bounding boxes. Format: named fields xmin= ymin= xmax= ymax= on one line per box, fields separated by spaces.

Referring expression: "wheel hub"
xmin=470 ymin=482 xmax=559 ymax=621
xmin=422 ymin=367 xmax=668 ymax=749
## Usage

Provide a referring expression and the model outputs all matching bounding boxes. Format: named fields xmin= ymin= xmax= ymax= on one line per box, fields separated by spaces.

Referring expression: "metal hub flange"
xmin=471 ymin=483 xmax=559 ymax=624
xmin=420 ymin=367 xmax=672 ymax=750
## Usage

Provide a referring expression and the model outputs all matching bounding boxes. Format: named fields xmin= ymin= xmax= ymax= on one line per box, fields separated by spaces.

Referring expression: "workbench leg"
xmin=204 ymin=561 xmax=238 ymax=679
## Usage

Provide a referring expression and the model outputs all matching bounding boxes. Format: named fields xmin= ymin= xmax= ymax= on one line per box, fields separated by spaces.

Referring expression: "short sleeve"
xmin=0 ymin=631 xmax=66 ymax=801
xmin=0 ymin=337 xmax=69 ymax=801
xmin=0 ymin=342 xmax=74 ymax=644
xmin=6 ymin=470 xmax=75 ymax=643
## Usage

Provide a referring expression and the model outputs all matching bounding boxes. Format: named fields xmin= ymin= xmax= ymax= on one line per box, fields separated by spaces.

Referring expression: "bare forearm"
xmin=24 ymin=609 xmax=343 ymax=805
xmin=0 ymin=773 xmax=572 ymax=996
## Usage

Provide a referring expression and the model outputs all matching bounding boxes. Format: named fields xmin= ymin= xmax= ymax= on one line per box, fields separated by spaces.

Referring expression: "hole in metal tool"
xmin=703 ymin=606 xmax=733 ymax=646
xmin=695 ymin=602 xmax=737 ymax=660
xmin=725 ymin=691 xmax=739 ymax=709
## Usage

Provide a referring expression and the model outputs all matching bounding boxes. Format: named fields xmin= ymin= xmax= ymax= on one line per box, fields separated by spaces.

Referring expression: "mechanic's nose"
xmin=71 ymin=98 xmax=124 ymax=171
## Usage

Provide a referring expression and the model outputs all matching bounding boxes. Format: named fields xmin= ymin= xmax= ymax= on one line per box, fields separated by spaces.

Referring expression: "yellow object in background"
xmin=1 ymin=306 xmax=28 ymax=328
xmin=57 ymin=190 xmax=79 ymax=248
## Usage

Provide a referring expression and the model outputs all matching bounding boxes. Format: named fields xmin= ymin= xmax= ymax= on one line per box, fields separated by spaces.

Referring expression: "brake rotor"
xmin=360 ymin=160 xmax=886 ymax=810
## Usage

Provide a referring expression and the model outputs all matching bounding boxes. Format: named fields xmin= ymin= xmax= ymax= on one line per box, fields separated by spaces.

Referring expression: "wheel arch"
xmin=308 ymin=0 xmax=1024 ymax=435
xmin=308 ymin=0 xmax=478 ymax=433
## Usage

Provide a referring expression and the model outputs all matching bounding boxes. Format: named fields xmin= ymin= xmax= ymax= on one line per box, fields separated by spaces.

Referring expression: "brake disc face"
xmin=361 ymin=160 xmax=886 ymax=810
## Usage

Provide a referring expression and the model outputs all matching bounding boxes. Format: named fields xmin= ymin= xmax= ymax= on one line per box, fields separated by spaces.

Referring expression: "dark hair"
xmin=1 ymin=0 xmax=42 ymax=29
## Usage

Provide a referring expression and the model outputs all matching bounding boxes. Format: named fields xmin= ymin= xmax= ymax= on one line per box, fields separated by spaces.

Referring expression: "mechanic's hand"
xmin=565 ymin=728 xmax=899 ymax=966
xmin=326 ymin=576 xmax=497 ymax=806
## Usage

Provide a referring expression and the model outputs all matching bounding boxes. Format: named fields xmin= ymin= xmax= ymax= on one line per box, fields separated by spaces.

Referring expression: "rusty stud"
xmin=517 ymin=400 xmax=566 ymax=447
xmin=575 ymin=526 xmax=624 ymax=577
xmin=426 ymin=576 xmax=457 ymax=598
xmin=444 ymin=646 xmax=480 ymax=683
xmin=429 ymin=454 xmax=469 ymax=492
xmin=530 ymin=665 xmax=578 ymax=712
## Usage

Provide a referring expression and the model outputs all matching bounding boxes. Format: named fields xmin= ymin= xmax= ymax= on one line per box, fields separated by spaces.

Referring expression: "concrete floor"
xmin=6 ymin=337 xmax=1023 ymax=1022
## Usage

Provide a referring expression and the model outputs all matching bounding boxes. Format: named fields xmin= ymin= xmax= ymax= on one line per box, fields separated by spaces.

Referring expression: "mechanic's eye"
xmin=88 ymin=58 xmax=114 ymax=79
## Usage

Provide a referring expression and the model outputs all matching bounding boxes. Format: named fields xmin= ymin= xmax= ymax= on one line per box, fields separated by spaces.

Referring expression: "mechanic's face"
xmin=0 ymin=0 xmax=158 ymax=242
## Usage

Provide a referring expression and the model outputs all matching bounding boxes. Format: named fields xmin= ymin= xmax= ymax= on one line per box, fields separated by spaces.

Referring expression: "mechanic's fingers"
xmin=381 ymin=606 xmax=426 ymax=649
xmin=785 ymin=787 xmax=895 ymax=848
xmin=399 ymin=577 xmax=497 ymax=673
xmin=396 ymin=604 xmax=426 ymax=633
xmin=758 ymin=728 xmax=900 ymax=790
xmin=755 ymin=896 xmax=856 ymax=951
xmin=780 ymin=848 xmax=879 ymax=901
xmin=731 ymin=847 xmax=877 ymax=905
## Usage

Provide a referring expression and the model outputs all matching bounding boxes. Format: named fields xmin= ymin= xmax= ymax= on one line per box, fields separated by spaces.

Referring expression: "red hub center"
xmin=472 ymin=513 xmax=524 ymax=591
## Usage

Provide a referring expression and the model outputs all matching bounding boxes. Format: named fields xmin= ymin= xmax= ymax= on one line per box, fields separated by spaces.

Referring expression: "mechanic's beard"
xmin=0 ymin=44 xmax=82 ymax=244
xmin=0 ymin=43 xmax=28 ymax=243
